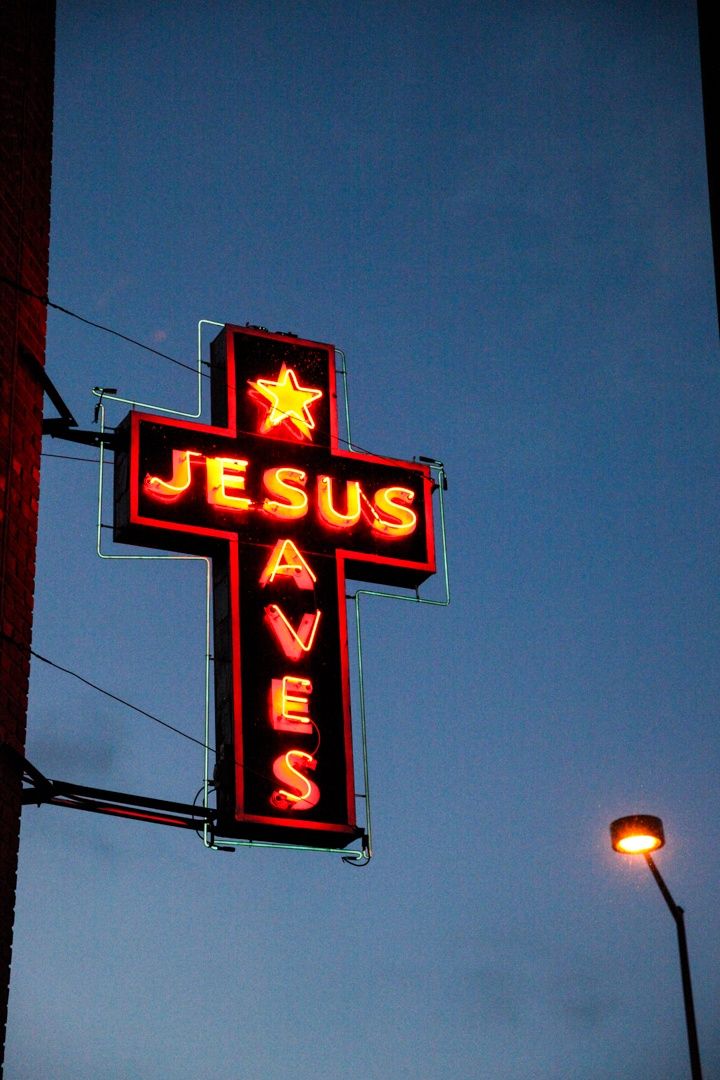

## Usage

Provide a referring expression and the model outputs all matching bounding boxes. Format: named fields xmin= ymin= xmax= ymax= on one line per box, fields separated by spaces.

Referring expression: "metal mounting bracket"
xmin=3 ymin=742 xmax=214 ymax=832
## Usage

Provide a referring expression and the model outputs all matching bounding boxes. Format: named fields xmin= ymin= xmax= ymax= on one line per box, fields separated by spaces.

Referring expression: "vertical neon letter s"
xmin=270 ymin=750 xmax=320 ymax=812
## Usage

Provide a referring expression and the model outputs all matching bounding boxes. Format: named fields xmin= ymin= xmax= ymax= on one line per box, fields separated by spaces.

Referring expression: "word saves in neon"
xmin=263 ymin=538 xmax=324 ymax=812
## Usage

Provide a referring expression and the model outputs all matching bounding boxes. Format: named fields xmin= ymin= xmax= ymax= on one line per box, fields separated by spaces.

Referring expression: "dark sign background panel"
xmin=211 ymin=329 xmax=336 ymax=450
xmin=213 ymin=544 xmax=358 ymax=845
xmin=113 ymin=325 xmax=436 ymax=848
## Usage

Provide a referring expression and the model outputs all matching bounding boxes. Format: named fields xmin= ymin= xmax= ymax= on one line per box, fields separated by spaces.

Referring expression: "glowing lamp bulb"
xmin=610 ymin=815 xmax=665 ymax=855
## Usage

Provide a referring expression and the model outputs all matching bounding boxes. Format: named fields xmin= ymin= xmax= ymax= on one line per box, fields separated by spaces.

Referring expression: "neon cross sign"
xmin=114 ymin=325 xmax=436 ymax=848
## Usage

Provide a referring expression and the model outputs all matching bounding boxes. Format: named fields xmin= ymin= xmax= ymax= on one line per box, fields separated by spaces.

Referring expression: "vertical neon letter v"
xmin=264 ymin=605 xmax=322 ymax=661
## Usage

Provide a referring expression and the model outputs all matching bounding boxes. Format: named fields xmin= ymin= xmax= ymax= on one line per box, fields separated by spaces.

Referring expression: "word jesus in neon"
xmin=144 ymin=449 xmax=418 ymax=537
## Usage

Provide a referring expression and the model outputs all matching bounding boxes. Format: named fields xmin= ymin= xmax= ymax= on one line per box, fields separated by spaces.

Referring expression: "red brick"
xmin=0 ymin=1 xmax=55 ymax=1069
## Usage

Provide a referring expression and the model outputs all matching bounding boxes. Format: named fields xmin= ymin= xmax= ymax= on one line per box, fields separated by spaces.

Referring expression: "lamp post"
xmin=610 ymin=815 xmax=703 ymax=1080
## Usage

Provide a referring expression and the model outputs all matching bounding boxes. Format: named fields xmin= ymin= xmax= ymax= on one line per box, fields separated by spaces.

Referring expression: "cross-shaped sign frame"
xmin=112 ymin=325 xmax=440 ymax=852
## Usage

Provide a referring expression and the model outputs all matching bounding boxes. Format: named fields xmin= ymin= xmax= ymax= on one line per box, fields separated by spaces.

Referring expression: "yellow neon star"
xmin=248 ymin=364 xmax=323 ymax=441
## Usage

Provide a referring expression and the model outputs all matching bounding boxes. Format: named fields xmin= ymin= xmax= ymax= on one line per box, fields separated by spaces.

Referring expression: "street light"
xmin=610 ymin=815 xmax=703 ymax=1080
xmin=610 ymin=813 xmax=665 ymax=854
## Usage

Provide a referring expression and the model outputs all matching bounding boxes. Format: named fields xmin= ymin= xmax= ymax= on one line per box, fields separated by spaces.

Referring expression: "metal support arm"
xmin=21 ymin=776 xmax=215 ymax=831
xmin=645 ymin=855 xmax=703 ymax=1080
xmin=2 ymin=743 xmax=215 ymax=833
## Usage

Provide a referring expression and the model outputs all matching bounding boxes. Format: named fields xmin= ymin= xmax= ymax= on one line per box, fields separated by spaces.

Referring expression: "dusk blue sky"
xmin=6 ymin=3 xmax=720 ymax=1078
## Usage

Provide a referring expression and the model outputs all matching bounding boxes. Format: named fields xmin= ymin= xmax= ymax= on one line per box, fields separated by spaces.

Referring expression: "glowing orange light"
xmin=262 ymin=466 xmax=308 ymax=520
xmin=259 ymin=539 xmax=316 ymax=590
xmin=206 ymin=457 xmax=252 ymax=511
xmin=362 ymin=486 xmax=417 ymax=537
xmin=615 ymin=834 xmax=663 ymax=854
xmin=317 ymin=476 xmax=362 ymax=528
xmin=265 ymin=605 xmax=322 ymax=660
xmin=248 ymin=363 xmax=323 ymax=441
xmin=270 ymin=750 xmax=320 ymax=812
xmin=270 ymin=675 xmax=314 ymax=732
xmin=144 ymin=450 xmax=202 ymax=500
xmin=610 ymin=815 xmax=665 ymax=855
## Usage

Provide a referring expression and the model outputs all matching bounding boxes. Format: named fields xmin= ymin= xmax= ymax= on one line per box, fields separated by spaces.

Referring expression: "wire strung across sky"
xmin=0 ymin=272 xmax=199 ymax=376
xmin=41 ymin=451 xmax=101 ymax=463
xmin=0 ymin=631 xmax=321 ymax=794
xmin=3 ymin=271 xmax=406 ymax=462
xmin=1 ymin=629 xmax=207 ymax=752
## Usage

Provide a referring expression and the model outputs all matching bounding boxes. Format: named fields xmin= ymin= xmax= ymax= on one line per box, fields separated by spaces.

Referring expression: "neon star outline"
xmin=248 ymin=363 xmax=323 ymax=441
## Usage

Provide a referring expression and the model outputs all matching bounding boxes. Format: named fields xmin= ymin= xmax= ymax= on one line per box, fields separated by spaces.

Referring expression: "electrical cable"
xmin=0 ymin=629 xmax=288 ymax=792
xmin=28 ymin=638 xmax=208 ymax=750
xmin=41 ymin=451 xmax=102 ymax=463
xmin=3 ymin=271 xmax=408 ymax=461
xmin=0 ymin=272 xmax=199 ymax=376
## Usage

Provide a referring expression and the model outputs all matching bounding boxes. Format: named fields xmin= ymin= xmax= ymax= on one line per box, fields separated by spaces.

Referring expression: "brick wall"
xmin=0 ymin=1 xmax=55 ymax=1070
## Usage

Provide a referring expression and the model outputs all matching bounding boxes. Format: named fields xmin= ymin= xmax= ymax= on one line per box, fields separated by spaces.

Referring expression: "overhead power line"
xmin=0 ymin=630 xmax=281 ymax=791
xmin=4 ymin=269 xmax=429 ymax=469
xmin=41 ymin=451 xmax=102 ymax=464
xmin=0 ymin=272 xmax=200 ymax=376
xmin=0 ymin=630 xmax=208 ymax=751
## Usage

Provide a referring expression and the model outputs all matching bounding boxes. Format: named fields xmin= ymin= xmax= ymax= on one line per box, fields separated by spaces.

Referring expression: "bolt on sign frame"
xmin=101 ymin=323 xmax=448 ymax=859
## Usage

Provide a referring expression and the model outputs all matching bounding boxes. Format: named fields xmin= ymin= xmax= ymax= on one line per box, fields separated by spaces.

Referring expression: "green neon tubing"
xmin=351 ymin=462 xmax=450 ymax=860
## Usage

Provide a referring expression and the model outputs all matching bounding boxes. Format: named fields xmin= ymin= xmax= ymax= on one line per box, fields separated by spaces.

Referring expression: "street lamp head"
xmin=610 ymin=814 xmax=665 ymax=855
